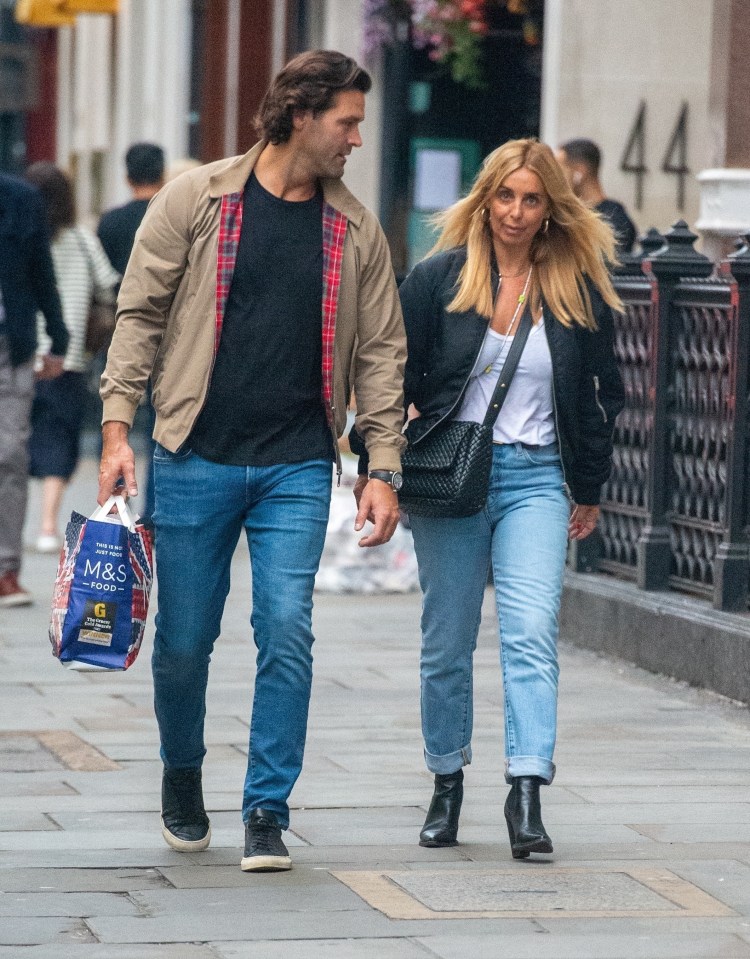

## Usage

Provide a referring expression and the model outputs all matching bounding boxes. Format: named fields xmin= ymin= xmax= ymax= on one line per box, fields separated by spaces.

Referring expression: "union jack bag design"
xmin=49 ymin=497 xmax=153 ymax=670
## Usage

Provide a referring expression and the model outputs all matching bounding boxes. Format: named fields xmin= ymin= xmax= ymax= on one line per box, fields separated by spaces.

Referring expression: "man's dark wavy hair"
xmin=254 ymin=50 xmax=371 ymax=145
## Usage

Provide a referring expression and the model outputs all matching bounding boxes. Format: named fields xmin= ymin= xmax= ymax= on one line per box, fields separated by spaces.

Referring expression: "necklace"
xmin=483 ymin=265 xmax=533 ymax=374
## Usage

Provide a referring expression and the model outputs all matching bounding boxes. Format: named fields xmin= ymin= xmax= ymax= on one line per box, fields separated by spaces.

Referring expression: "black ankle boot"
xmin=504 ymin=775 xmax=553 ymax=860
xmin=161 ymin=766 xmax=211 ymax=852
xmin=419 ymin=770 xmax=464 ymax=847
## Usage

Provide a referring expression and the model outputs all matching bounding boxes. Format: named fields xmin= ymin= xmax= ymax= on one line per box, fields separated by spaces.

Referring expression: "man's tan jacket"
xmin=101 ymin=143 xmax=406 ymax=473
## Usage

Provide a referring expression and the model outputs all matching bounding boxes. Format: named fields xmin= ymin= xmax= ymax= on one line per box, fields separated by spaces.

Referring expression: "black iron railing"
xmin=576 ymin=220 xmax=750 ymax=613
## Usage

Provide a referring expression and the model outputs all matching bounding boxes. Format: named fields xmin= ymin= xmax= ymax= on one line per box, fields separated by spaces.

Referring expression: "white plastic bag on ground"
xmin=316 ymin=457 xmax=419 ymax=594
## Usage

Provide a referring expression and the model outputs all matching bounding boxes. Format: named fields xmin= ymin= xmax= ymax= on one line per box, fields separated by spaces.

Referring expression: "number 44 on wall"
xmin=621 ymin=100 xmax=689 ymax=211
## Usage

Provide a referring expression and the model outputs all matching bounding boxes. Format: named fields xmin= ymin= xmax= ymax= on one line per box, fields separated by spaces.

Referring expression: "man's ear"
xmin=292 ymin=109 xmax=309 ymax=131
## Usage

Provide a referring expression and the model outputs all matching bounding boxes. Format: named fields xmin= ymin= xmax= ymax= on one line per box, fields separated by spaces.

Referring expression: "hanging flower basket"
xmin=363 ymin=0 xmax=539 ymax=90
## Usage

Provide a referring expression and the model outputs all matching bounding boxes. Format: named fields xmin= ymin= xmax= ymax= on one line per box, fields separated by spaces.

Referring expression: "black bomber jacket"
xmin=399 ymin=247 xmax=625 ymax=506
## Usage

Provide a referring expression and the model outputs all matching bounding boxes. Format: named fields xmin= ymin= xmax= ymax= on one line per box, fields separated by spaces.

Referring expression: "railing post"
xmin=637 ymin=220 xmax=713 ymax=591
xmin=714 ymin=236 xmax=750 ymax=610
xmin=639 ymin=227 xmax=668 ymax=259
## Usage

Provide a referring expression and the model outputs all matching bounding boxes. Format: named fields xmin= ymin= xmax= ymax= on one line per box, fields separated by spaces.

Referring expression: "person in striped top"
xmin=25 ymin=163 xmax=120 ymax=554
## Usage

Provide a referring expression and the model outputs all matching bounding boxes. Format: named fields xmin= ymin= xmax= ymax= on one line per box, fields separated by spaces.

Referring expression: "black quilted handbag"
xmin=399 ymin=421 xmax=493 ymax=517
xmin=399 ymin=307 xmax=533 ymax=518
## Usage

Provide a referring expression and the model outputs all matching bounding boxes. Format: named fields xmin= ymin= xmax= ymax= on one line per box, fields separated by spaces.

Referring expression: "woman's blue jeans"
xmin=409 ymin=442 xmax=570 ymax=785
xmin=151 ymin=446 xmax=332 ymax=829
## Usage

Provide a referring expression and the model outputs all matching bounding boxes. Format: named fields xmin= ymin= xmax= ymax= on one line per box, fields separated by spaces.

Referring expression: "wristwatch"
xmin=368 ymin=469 xmax=404 ymax=491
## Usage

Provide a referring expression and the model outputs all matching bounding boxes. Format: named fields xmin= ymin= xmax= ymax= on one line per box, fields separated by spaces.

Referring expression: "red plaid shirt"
xmin=217 ymin=191 xmax=347 ymax=425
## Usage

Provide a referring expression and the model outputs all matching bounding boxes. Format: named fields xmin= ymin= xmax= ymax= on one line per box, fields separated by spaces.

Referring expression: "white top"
xmin=455 ymin=316 xmax=557 ymax=446
xmin=36 ymin=225 xmax=120 ymax=373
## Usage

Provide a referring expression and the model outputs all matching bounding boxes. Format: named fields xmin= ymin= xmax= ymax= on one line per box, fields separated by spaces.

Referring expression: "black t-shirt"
xmin=596 ymin=199 xmax=637 ymax=257
xmin=188 ymin=174 xmax=333 ymax=467
xmin=97 ymin=199 xmax=150 ymax=278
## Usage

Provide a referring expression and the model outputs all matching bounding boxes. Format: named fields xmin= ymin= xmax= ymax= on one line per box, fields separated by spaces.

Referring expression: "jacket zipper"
xmin=593 ymin=374 xmax=608 ymax=423
xmin=549 ymin=328 xmax=572 ymax=500
xmin=329 ymin=395 xmax=343 ymax=486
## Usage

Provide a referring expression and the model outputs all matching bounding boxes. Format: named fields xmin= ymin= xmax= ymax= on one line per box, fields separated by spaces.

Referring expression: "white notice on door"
xmin=414 ymin=149 xmax=462 ymax=211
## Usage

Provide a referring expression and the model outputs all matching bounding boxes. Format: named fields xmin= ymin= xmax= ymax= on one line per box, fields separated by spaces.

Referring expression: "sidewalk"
xmin=3 ymin=458 xmax=750 ymax=957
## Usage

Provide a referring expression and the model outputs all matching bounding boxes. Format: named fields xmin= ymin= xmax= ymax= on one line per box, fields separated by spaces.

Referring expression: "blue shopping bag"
xmin=49 ymin=496 xmax=153 ymax=670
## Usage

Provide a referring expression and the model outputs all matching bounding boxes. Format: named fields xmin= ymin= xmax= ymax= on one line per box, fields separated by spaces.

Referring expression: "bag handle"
xmin=481 ymin=304 xmax=534 ymax=428
xmin=90 ymin=495 xmax=136 ymax=531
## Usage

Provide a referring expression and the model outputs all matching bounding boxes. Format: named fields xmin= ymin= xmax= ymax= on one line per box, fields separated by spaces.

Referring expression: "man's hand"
xmin=353 ymin=474 xmax=368 ymax=509
xmin=569 ymin=504 xmax=599 ymax=540
xmin=354 ymin=478 xmax=400 ymax=547
xmin=36 ymin=354 xmax=65 ymax=381
xmin=98 ymin=421 xmax=138 ymax=505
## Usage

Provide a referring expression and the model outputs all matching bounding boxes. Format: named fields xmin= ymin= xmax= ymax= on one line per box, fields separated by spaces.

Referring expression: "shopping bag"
xmin=49 ymin=496 xmax=153 ymax=670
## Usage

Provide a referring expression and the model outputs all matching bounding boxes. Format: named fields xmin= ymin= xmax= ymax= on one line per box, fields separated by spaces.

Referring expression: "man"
xmin=98 ymin=142 xmax=165 ymax=524
xmin=557 ymin=138 xmax=637 ymax=257
xmin=98 ymin=51 xmax=406 ymax=873
xmin=0 ymin=172 xmax=67 ymax=607
xmin=97 ymin=142 xmax=165 ymax=278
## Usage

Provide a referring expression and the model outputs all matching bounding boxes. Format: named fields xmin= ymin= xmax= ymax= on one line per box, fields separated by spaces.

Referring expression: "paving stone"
xmin=0 ymin=891 xmax=140 ymax=917
xmin=48 ymin=809 xmax=245 ymax=833
xmin=130 ymin=880 xmax=370 ymax=916
xmin=0 ymin=735 xmax=63 ymax=773
xmin=0 ymin=812 xmax=59 ymax=831
xmin=0 ymin=916 xmax=95 ymax=945
xmin=392 ymin=868 xmax=679 ymax=913
xmin=87 ymin=912 xmax=537 ymax=943
xmin=214 ymin=939 xmax=431 ymax=959
xmin=571 ymin=786 xmax=750 ymax=804
xmin=0 ymin=946 xmax=216 ymax=958
xmin=633 ymin=823 xmax=750 ymax=843
xmin=0 ymin=867 xmax=169 ymax=892
xmin=0 ymin=849 xmax=193 ymax=868
xmin=670 ymin=860 xmax=750 ymax=913
xmin=413 ymin=933 xmax=750 ymax=958
xmin=0 ymin=826 xmax=307 ymax=854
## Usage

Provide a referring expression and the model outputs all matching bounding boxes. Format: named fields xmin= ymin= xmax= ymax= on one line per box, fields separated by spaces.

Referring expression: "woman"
xmin=399 ymin=139 xmax=625 ymax=858
xmin=25 ymin=163 xmax=119 ymax=553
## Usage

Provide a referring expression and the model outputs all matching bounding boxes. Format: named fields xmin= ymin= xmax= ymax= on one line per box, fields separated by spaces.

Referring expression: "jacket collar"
xmin=208 ymin=141 xmax=365 ymax=227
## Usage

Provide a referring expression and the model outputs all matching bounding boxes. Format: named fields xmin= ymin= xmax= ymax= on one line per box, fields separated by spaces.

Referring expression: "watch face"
xmin=392 ymin=472 xmax=404 ymax=491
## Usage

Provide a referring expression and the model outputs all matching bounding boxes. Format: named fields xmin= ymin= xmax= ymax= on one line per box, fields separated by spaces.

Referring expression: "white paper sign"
xmin=413 ymin=149 xmax=462 ymax=211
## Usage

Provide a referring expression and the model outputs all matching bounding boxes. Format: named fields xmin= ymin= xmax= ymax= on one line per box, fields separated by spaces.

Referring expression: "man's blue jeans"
xmin=409 ymin=442 xmax=570 ymax=785
xmin=151 ymin=446 xmax=332 ymax=829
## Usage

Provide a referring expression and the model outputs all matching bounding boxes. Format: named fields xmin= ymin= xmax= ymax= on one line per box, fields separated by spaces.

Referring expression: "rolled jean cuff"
xmin=424 ymin=744 xmax=472 ymax=775
xmin=505 ymin=756 xmax=555 ymax=785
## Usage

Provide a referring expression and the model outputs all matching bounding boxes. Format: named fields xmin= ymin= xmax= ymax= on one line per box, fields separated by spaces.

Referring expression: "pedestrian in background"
xmin=556 ymin=138 xmax=637 ymax=257
xmin=97 ymin=50 xmax=405 ymax=872
xmin=97 ymin=142 xmax=165 ymax=278
xmin=0 ymin=171 xmax=67 ymax=607
xmin=98 ymin=142 xmax=165 ymax=526
xmin=399 ymin=138 xmax=624 ymax=858
xmin=24 ymin=162 xmax=119 ymax=554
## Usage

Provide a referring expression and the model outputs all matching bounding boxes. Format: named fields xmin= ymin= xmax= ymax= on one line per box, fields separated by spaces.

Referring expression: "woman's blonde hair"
xmin=429 ymin=138 xmax=623 ymax=328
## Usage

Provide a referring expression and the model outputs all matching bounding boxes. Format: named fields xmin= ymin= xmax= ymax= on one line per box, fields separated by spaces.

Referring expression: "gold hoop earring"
xmin=481 ymin=207 xmax=489 ymax=223
xmin=543 ymin=218 xmax=550 ymax=234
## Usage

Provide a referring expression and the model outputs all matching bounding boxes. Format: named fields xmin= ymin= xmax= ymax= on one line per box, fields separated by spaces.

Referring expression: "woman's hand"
xmin=569 ymin=504 xmax=599 ymax=540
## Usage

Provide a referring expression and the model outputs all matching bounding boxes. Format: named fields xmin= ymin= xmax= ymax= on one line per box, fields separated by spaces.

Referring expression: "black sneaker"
xmin=160 ymin=766 xmax=211 ymax=852
xmin=240 ymin=808 xmax=292 ymax=872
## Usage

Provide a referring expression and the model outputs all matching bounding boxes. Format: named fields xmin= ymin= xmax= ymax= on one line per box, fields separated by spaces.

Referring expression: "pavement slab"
xmin=2 ymin=456 xmax=750 ymax=955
